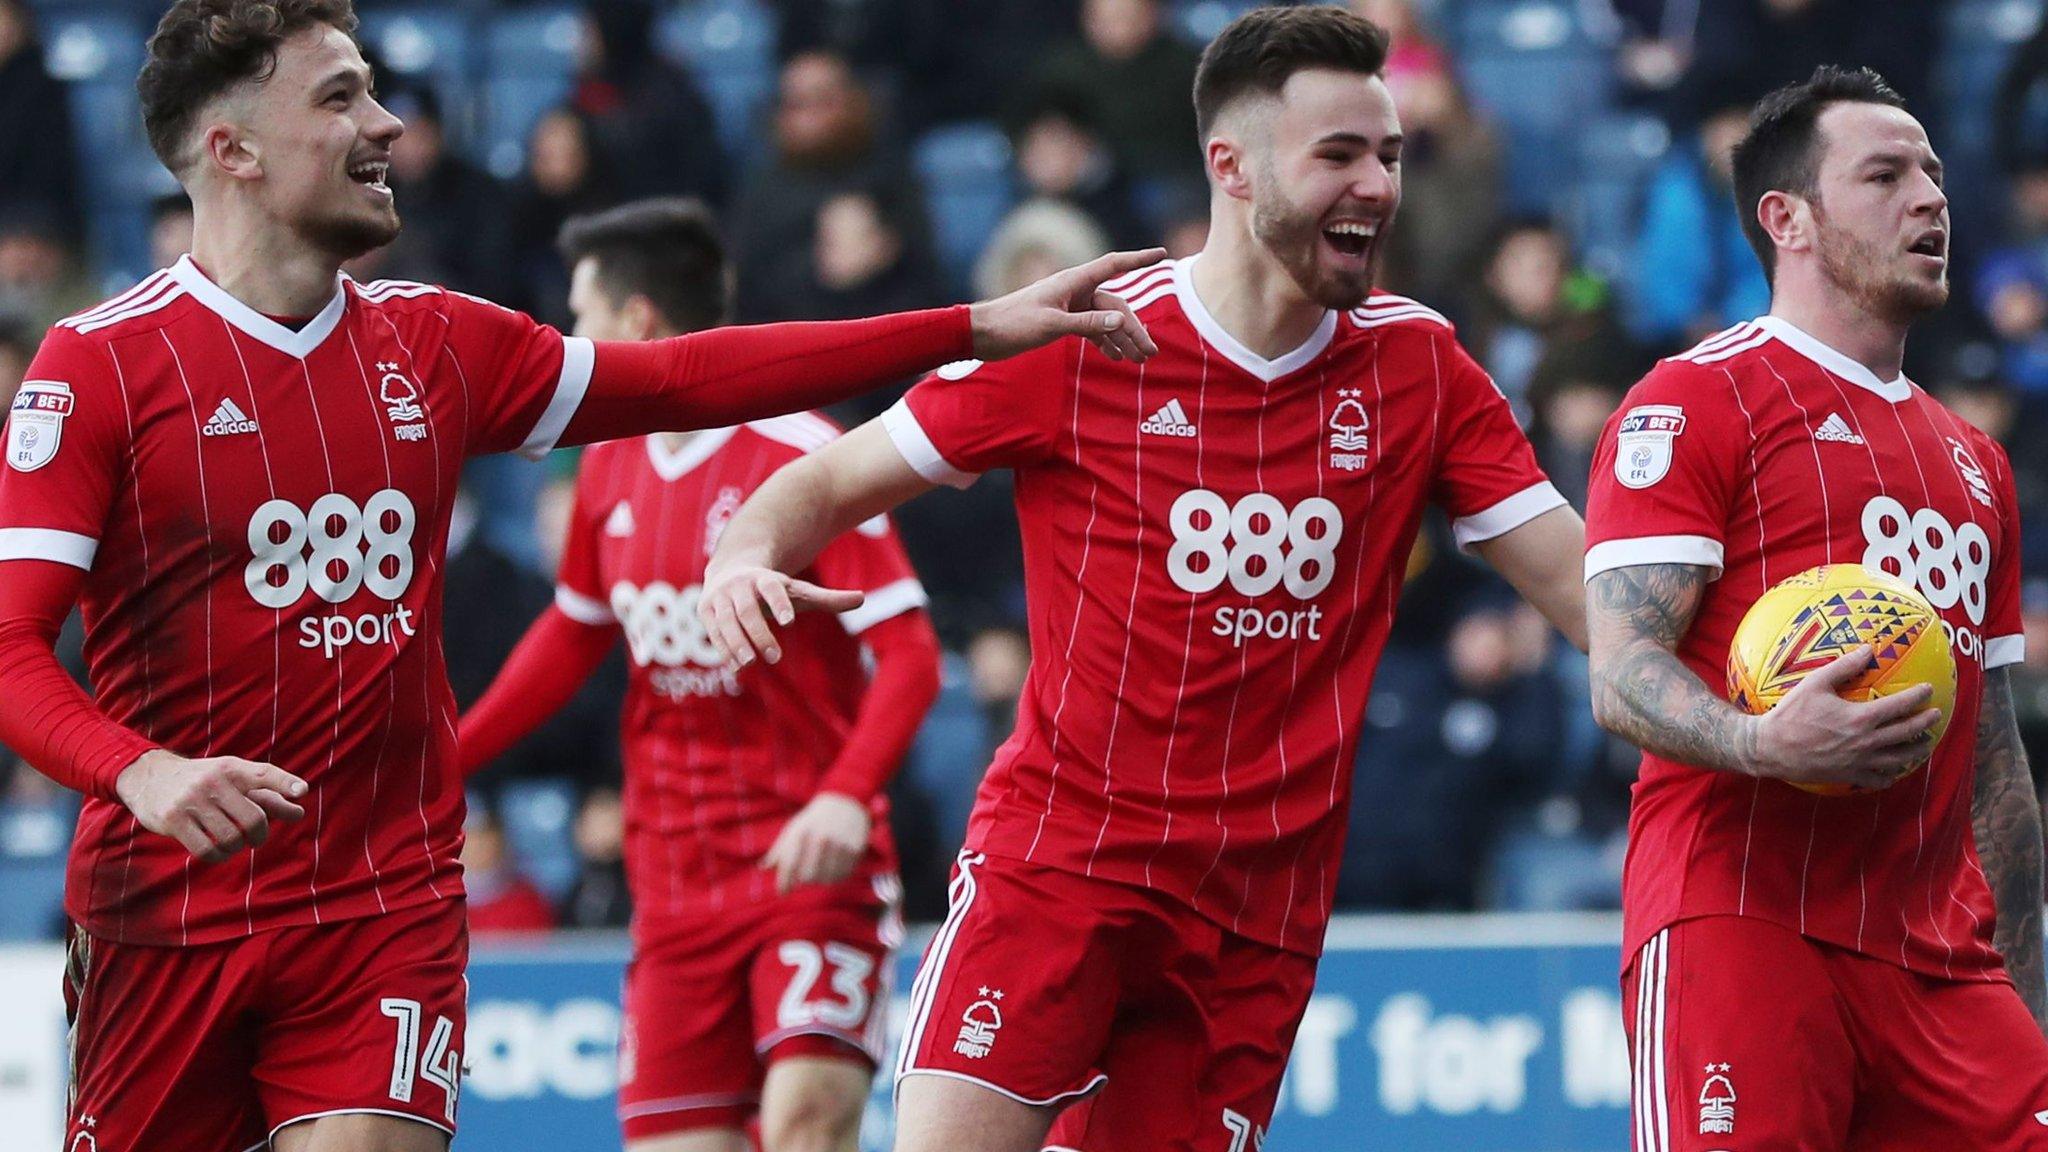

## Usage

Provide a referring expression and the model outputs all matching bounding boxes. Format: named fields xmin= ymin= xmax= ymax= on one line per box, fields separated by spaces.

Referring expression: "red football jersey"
xmin=554 ymin=419 xmax=923 ymax=921
xmin=882 ymin=257 xmax=1562 ymax=954
xmin=1586 ymin=316 xmax=2025 ymax=981
xmin=0 ymin=257 xmax=598 ymax=945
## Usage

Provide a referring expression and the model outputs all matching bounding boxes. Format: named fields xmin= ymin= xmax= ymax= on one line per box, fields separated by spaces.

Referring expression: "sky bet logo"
xmin=1617 ymin=409 xmax=1685 ymax=437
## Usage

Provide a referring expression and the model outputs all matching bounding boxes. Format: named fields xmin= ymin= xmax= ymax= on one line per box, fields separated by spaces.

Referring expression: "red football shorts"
xmin=618 ymin=879 xmax=900 ymax=1140
xmin=897 ymin=851 xmax=1318 ymax=1151
xmin=1624 ymin=914 xmax=2048 ymax=1152
xmin=64 ymin=897 xmax=469 ymax=1152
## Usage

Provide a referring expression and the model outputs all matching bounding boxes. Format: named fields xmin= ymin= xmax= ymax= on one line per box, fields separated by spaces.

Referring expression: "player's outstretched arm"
xmin=1587 ymin=563 xmax=1940 ymax=791
xmin=699 ymin=420 xmax=938 ymax=667
xmin=0 ymin=558 xmax=307 ymax=862
xmin=1471 ymin=505 xmax=1589 ymax=652
xmin=456 ymin=606 xmax=617 ymax=778
xmin=557 ymin=249 xmax=1166 ymax=449
xmin=1971 ymin=668 xmax=2047 ymax=1032
xmin=761 ymin=609 xmax=942 ymax=893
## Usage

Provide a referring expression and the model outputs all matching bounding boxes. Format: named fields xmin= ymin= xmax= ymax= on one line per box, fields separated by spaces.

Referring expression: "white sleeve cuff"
xmin=516 ymin=335 xmax=596 ymax=460
xmin=554 ymin=584 xmax=615 ymax=625
xmin=881 ymin=399 xmax=976 ymax=489
xmin=1985 ymin=634 xmax=2026 ymax=670
xmin=0 ymin=527 xmax=98 ymax=570
xmin=1451 ymin=482 xmax=1570 ymax=551
xmin=839 ymin=577 xmax=929 ymax=635
xmin=1584 ymin=535 xmax=1726 ymax=582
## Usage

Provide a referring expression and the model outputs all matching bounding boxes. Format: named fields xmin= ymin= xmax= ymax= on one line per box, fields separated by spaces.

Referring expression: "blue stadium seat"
xmin=360 ymin=7 xmax=478 ymax=145
xmin=1569 ymin=112 xmax=1671 ymax=280
xmin=658 ymin=0 xmax=777 ymax=167
xmin=904 ymin=656 xmax=988 ymax=855
xmin=1455 ymin=0 xmax=1615 ymax=215
xmin=0 ymin=799 xmax=74 ymax=942
xmin=498 ymin=778 xmax=580 ymax=902
xmin=1170 ymin=0 xmax=1261 ymax=45
xmin=479 ymin=7 xmax=583 ymax=178
xmin=1935 ymin=0 xmax=2044 ymax=271
xmin=40 ymin=10 xmax=145 ymax=85
xmin=913 ymin=122 xmax=1017 ymax=297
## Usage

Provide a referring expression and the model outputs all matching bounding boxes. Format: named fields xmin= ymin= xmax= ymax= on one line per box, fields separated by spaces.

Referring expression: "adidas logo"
xmin=201 ymin=397 xmax=259 ymax=437
xmin=1814 ymin=413 xmax=1864 ymax=445
xmin=605 ymin=500 xmax=635 ymax=537
xmin=1140 ymin=398 xmax=1197 ymax=438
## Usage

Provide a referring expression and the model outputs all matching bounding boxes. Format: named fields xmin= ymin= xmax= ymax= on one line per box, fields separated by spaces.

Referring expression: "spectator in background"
xmin=1012 ymin=95 xmax=1149 ymax=247
xmin=1377 ymin=68 xmax=1501 ymax=305
xmin=1026 ymin=0 xmax=1204 ymax=199
xmin=872 ymin=0 xmax=1080 ymax=132
xmin=1462 ymin=218 xmax=1632 ymax=411
xmin=732 ymin=50 xmax=931 ymax=322
xmin=0 ymin=0 xmax=79 ymax=242
xmin=1526 ymin=342 xmax=1631 ymax=513
xmin=1351 ymin=0 xmax=1450 ymax=100
xmin=804 ymin=187 xmax=946 ymax=426
xmin=1975 ymin=153 xmax=2048 ymax=396
xmin=1588 ymin=0 xmax=1702 ymax=112
xmin=1625 ymin=96 xmax=1769 ymax=350
xmin=558 ymin=786 xmax=631 ymax=930
xmin=505 ymin=108 xmax=613 ymax=327
xmin=975 ymin=199 xmax=1113 ymax=304
xmin=1341 ymin=592 xmax=1570 ymax=910
xmin=148 ymin=193 xmax=193 ymax=272
xmin=0 ymin=207 xmax=95 ymax=333
xmin=573 ymin=0 xmax=726 ymax=206
xmin=462 ymin=802 xmax=559 ymax=936
xmin=380 ymin=86 xmax=509 ymax=296
xmin=1685 ymin=0 xmax=1935 ymax=119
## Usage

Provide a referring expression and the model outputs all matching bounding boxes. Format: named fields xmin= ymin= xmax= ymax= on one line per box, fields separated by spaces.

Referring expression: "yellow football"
xmin=1726 ymin=563 xmax=1957 ymax=796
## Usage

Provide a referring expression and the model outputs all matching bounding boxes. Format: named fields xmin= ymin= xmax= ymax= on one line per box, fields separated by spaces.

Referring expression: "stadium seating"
xmin=913 ymin=122 xmax=1017 ymax=296
xmin=0 ymin=798 xmax=73 ymax=942
xmin=1453 ymin=0 xmax=1616 ymax=216
xmin=498 ymin=777 xmax=581 ymax=902
xmin=360 ymin=6 xmax=479 ymax=147
xmin=902 ymin=656 xmax=989 ymax=856
xmin=656 ymin=0 xmax=777 ymax=169
xmin=479 ymin=5 xmax=581 ymax=179
xmin=1568 ymin=112 xmax=1671 ymax=281
xmin=1934 ymin=0 xmax=2045 ymax=271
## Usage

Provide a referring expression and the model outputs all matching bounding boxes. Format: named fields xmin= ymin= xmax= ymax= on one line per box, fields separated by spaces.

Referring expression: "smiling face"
xmin=215 ymin=23 xmax=404 ymax=259
xmin=1804 ymin=101 xmax=1950 ymax=322
xmin=1234 ymin=68 xmax=1402 ymax=310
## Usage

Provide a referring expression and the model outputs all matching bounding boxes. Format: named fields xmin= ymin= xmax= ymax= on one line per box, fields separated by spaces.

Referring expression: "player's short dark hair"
xmin=139 ymin=0 xmax=360 ymax=174
xmin=1193 ymin=6 xmax=1390 ymax=142
xmin=1731 ymin=65 xmax=1910 ymax=283
xmin=557 ymin=198 xmax=729 ymax=334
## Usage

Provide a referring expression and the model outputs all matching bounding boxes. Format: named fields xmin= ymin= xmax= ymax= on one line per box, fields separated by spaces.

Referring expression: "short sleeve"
xmin=1583 ymin=360 xmax=1745 ymax=583
xmin=551 ymin=450 xmax=615 ymax=626
xmin=811 ymin=510 xmax=928 ymax=636
xmin=0 ymin=327 xmax=126 ymax=571
xmin=881 ymin=344 xmax=1070 ymax=488
xmin=1430 ymin=337 xmax=1567 ymax=549
xmin=1983 ymin=438 xmax=2025 ymax=670
xmin=440 ymin=290 xmax=595 ymax=460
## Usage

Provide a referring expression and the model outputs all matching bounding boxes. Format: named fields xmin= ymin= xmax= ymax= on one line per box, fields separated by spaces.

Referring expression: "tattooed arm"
xmin=1973 ymin=668 xmax=2047 ymax=1032
xmin=1586 ymin=564 xmax=1941 ymax=791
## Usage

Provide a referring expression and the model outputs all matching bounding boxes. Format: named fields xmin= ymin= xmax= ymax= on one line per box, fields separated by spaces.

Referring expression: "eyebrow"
xmin=313 ymin=64 xmax=368 ymax=93
xmin=1864 ymin=149 xmax=1942 ymax=176
xmin=1314 ymin=131 xmax=1403 ymax=149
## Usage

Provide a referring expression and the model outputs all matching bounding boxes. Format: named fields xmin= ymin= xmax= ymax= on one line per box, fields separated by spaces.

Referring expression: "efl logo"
xmin=8 ymin=380 xmax=74 ymax=472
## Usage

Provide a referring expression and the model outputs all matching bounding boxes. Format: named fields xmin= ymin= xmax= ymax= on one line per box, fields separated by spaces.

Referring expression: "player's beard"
xmin=1250 ymin=175 xmax=1378 ymax=311
xmin=1812 ymin=204 xmax=1948 ymax=324
xmin=300 ymin=196 xmax=402 ymax=263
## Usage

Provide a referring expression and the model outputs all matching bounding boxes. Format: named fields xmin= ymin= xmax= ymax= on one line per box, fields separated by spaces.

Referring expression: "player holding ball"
xmin=1585 ymin=66 xmax=2048 ymax=1150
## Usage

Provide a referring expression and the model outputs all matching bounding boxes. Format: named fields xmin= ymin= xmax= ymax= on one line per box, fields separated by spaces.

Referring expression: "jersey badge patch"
xmin=1329 ymin=389 xmax=1370 ymax=471
xmin=376 ymin=361 xmax=429 ymax=443
xmin=8 ymin=380 xmax=74 ymax=472
xmin=1615 ymin=404 xmax=1686 ymax=489
xmin=703 ymin=486 xmax=743 ymax=556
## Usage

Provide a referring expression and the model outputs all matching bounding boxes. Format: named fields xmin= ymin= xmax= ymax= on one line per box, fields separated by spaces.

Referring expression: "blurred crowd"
xmin=13 ymin=0 xmax=2048 ymax=937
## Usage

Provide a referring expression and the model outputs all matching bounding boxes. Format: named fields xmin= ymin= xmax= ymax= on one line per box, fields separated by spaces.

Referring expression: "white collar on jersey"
xmin=1174 ymin=255 xmax=1339 ymax=383
xmin=168 ymin=255 xmax=349 ymax=359
xmin=1751 ymin=315 xmax=1914 ymax=403
xmin=646 ymin=427 xmax=737 ymax=481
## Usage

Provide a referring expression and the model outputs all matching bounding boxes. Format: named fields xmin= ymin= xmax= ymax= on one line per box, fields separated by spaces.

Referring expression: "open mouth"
xmin=1323 ymin=220 xmax=1377 ymax=260
xmin=348 ymin=159 xmax=391 ymax=193
xmin=1908 ymin=231 xmax=1946 ymax=260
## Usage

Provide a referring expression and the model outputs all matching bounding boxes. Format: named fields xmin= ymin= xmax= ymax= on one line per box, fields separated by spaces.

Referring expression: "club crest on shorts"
xmin=952 ymin=986 xmax=1004 ymax=1059
xmin=1698 ymin=1063 xmax=1735 ymax=1135
xmin=1615 ymin=404 xmax=1686 ymax=490
xmin=9 ymin=380 xmax=74 ymax=473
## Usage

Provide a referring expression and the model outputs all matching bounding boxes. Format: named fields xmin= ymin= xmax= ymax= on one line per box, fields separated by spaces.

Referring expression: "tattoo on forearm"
xmin=1973 ymin=669 xmax=2047 ymax=1031
xmin=1587 ymin=564 xmax=1759 ymax=775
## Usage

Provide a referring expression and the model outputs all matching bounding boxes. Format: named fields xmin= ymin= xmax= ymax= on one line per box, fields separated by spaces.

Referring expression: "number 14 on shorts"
xmin=381 ymin=997 xmax=460 ymax=1122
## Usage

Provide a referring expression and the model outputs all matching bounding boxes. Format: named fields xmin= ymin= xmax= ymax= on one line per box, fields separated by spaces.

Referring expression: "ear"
xmin=1207 ymin=133 xmax=1253 ymax=203
xmin=202 ymin=120 xmax=263 ymax=183
xmin=1756 ymin=189 xmax=1812 ymax=258
xmin=622 ymin=294 xmax=665 ymax=341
